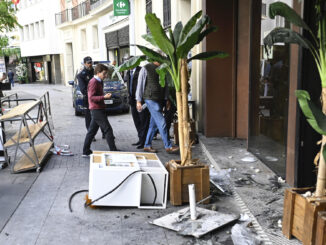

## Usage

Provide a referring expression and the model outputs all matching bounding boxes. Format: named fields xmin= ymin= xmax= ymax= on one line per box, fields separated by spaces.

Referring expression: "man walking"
xmin=8 ymin=69 xmax=14 ymax=87
xmin=124 ymin=57 xmax=150 ymax=149
xmin=82 ymin=64 xmax=118 ymax=156
xmin=77 ymin=56 xmax=103 ymax=140
xmin=136 ymin=61 xmax=179 ymax=153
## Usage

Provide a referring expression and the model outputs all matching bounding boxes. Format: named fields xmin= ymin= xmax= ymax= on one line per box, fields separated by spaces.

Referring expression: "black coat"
xmin=124 ymin=66 xmax=141 ymax=105
xmin=76 ymin=67 xmax=94 ymax=107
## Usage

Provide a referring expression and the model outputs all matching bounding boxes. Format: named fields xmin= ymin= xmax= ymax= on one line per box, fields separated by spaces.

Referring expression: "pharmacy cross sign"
xmin=113 ymin=0 xmax=130 ymax=16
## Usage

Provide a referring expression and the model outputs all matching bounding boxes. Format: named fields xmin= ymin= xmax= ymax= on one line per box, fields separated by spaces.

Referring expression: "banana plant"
xmin=119 ymin=11 xmax=228 ymax=165
xmin=263 ymin=1 xmax=326 ymax=197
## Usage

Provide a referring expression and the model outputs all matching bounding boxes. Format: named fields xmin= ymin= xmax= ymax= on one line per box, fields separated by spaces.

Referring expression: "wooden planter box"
xmin=315 ymin=211 xmax=326 ymax=245
xmin=167 ymin=160 xmax=210 ymax=206
xmin=173 ymin=120 xmax=196 ymax=145
xmin=282 ymin=187 xmax=326 ymax=245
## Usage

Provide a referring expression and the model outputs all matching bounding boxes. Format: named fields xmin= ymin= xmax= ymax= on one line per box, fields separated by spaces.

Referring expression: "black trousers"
xmin=85 ymin=108 xmax=104 ymax=136
xmin=130 ymin=103 xmax=150 ymax=146
xmin=83 ymin=109 xmax=117 ymax=154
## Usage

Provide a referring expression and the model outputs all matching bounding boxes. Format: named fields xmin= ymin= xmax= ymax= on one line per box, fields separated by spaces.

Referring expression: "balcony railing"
xmin=55 ymin=0 xmax=109 ymax=25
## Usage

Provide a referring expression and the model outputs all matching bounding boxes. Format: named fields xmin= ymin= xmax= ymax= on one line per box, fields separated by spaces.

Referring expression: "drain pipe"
xmin=188 ymin=184 xmax=197 ymax=220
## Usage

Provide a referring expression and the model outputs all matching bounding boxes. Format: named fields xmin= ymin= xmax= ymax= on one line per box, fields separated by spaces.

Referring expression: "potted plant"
xmin=263 ymin=1 xmax=326 ymax=244
xmin=15 ymin=63 xmax=28 ymax=84
xmin=119 ymin=11 xmax=228 ymax=205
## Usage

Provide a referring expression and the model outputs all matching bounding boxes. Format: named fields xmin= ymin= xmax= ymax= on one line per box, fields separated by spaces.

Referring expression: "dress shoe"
xmin=132 ymin=141 xmax=141 ymax=146
xmin=136 ymin=144 xmax=144 ymax=149
xmin=166 ymin=146 xmax=179 ymax=154
xmin=143 ymin=147 xmax=158 ymax=153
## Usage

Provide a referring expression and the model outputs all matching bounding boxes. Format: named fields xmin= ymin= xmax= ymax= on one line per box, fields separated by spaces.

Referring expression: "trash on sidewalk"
xmin=51 ymin=144 xmax=73 ymax=156
xmin=152 ymin=207 xmax=239 ymax=238
xmin=231 ymin=223 xmax=263 ymax=245
xmin=209 ymin=168 xmax=232 ymax=195
xmin=241 ymin=156 xmax=257 ymax=163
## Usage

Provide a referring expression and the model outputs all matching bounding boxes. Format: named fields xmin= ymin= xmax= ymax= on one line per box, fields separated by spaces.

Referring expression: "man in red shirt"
xmin=82 ymin=64 xmax=118 ymax=156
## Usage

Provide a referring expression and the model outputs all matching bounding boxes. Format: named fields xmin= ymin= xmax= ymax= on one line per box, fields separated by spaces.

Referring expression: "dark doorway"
xmin=47 ymin=62 xmax=52 ymax=84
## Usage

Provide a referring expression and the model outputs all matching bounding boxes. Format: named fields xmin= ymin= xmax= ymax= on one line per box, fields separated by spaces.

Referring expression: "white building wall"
xmin=17 ymin=0 xmax=62 ymax=57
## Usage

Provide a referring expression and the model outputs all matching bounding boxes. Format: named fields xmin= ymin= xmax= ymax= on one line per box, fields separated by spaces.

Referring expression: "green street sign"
xmin=114 ymin=0 xmax=130 ymax=16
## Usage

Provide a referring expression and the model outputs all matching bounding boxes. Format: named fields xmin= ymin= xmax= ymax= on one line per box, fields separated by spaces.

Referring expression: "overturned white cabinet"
xmin=89 ymin=151 xmax=168 ymax=209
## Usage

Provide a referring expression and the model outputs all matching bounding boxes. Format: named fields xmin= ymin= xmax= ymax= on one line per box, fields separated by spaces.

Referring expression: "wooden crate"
xmin=282 ymin=187 xmax=326 ymax=245
xmin=315 ymin=211 xmax=326 ymax=245
xmin=167 ymin=160 xmax=210 ymax=206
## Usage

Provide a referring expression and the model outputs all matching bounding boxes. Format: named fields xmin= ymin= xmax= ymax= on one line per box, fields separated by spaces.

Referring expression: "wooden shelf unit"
xmin=0 ymin=94 xmax=53 ymax=173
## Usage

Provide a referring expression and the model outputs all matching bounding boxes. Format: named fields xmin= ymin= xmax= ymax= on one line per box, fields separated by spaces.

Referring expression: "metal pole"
xmin=188 ymin=184 xmax=197 ymax=220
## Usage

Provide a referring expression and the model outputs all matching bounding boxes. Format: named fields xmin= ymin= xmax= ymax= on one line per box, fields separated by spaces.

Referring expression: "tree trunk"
xmin=176 ymin=91 xmax=185 ymax=163
xmin=316 ymin=87 xmax=326 ymax=196
xmin=180 ymin=59 xmax=191 ymax=165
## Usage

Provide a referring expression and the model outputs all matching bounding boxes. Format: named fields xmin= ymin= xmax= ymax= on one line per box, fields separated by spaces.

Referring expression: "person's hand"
xmin=104 ymin=93 xmax=112 ymax=99
xmin=166 ymin=100 xmax=171 ymax=111
xmin=136 ymin=101 xmax=142 ymax=112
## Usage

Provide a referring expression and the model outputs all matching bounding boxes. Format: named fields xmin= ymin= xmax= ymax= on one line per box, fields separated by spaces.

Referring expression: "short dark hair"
xmin=94 ymin=63 xmax=109 ymax=74
xmin=83 ymin=56 xmax=92 ymax=64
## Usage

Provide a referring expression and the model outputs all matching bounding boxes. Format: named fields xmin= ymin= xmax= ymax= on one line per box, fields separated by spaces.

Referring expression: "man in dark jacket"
xmin=77 ymin=56 xmax=94 ymax=130
xmin=124 ymin=57 xmax=150 ymax=149
xmin=82 ymin=64 xmax=118 ymax=156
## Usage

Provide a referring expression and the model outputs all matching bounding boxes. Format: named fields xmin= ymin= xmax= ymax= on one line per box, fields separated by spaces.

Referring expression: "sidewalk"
xmin=0 ymin=84 xmax=301 ymax=244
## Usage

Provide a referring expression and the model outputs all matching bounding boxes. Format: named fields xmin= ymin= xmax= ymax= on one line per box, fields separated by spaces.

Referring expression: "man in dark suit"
xmin=124 ymin=57 xmax=150 ymax=149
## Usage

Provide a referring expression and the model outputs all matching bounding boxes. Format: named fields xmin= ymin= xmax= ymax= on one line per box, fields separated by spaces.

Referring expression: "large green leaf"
xmin=177 ymin=15 xmax=210 ymax=58
xmin=136 ymin=45 xmax=170 ymax=65
xmin=145 ymin=13 xmax=174 ymax=56
xmin=141 ymin=34 xmax=158 ymax=47
xmin=173 ymin=21 xmax=183 ymax=46
xmin=196 ymin=26 xmax=217 ymax=45
xmin=156 ymin=63 xmax=169 ymax=87
xmin=118 ymin=55 xmax=146 ymax=72
xmin=178 ymin=10 xmax=202 ymax=46
xmin=295 ymin=90 xmax=326 ymax=135
xmin=269 ymin=2 xmax=312 ymax=32
xmin=264 ymin=27 xmax=313 ymax=51
xmin=188 ymin=51 xmax=228 ymax=62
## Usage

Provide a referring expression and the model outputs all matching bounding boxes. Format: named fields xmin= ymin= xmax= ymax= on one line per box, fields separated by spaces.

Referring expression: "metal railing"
xmin=55 ymin=0 xmax=109 ymax=25
xmin=55 ymin=9 xmax=72 ymax=25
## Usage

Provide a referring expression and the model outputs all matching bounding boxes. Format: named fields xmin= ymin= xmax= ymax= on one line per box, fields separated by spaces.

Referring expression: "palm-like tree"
xmin=119 ymin=11 xmax=228 ymax=165
xmin=264 ymin=1 xmax=326 ymax=196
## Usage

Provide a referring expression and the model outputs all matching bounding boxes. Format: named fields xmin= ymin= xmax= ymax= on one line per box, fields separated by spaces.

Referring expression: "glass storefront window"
xmin=248 ymin=0 xmax=292 ymax=178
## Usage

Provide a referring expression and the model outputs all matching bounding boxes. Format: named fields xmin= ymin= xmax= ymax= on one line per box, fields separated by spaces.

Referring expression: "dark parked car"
xmin=69 ymin=64 xmax=129 ymax=116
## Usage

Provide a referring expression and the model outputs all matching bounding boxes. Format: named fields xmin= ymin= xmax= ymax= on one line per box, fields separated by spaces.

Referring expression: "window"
xmin=24 ymin=25 xmax=29 ymax=41
xmin=92 ymin=25 xmax=99 ymax=49
xmin=146 ymin=0 xmax=152 ymax=33
xmin=34 ymin=22 xmax=39 ymax=39
xmin=81 ymin=28 xmax=87 ymax=51
xmin=39 ymin=20 xmax=45 ymax=38
xmin=29 ymin=24 xmax=34 ymax=40
xmin=163 ymin=0 xmax=171 ymax=28
xmin=19 ymin=27 xmax=24 ymax=42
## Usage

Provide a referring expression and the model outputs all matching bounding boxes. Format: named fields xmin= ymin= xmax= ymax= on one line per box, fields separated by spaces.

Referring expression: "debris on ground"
xmin=277 ymin=177 xmax=285 ymax=183
xmin=231 ymin=223 xmax=263 ymax=245
xmin=152 ymin=207 xmax=239 ymax=238
xmin=302 ymin=191 xmax=312 ymax=197
xmin=209 ymin=169 xmax=233 ymax=195
xmin=51 ymin=144 xmax=73 ymax=156
xmin=241 ymin=156 xmax=257 ymax=163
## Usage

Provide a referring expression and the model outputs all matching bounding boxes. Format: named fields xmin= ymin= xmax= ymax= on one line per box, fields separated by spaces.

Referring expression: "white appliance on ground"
xmin=89 ymin=151 xmax=168 ymax=209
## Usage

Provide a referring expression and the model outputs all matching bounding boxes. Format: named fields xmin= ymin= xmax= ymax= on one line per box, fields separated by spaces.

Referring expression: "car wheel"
xmin=75 ymin=108 xmax=82 ymax=116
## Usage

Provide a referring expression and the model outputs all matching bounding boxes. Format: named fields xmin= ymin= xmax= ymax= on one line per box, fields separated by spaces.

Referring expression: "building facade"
xmin=16 ymin=0 xmax=62 ymax=84
xmin=55 ymin=0 xmax=131 ymax=85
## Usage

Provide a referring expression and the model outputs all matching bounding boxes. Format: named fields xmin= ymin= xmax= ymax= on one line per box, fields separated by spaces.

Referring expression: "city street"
xmin=0 ymin=84 xmax=302 ymax=245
